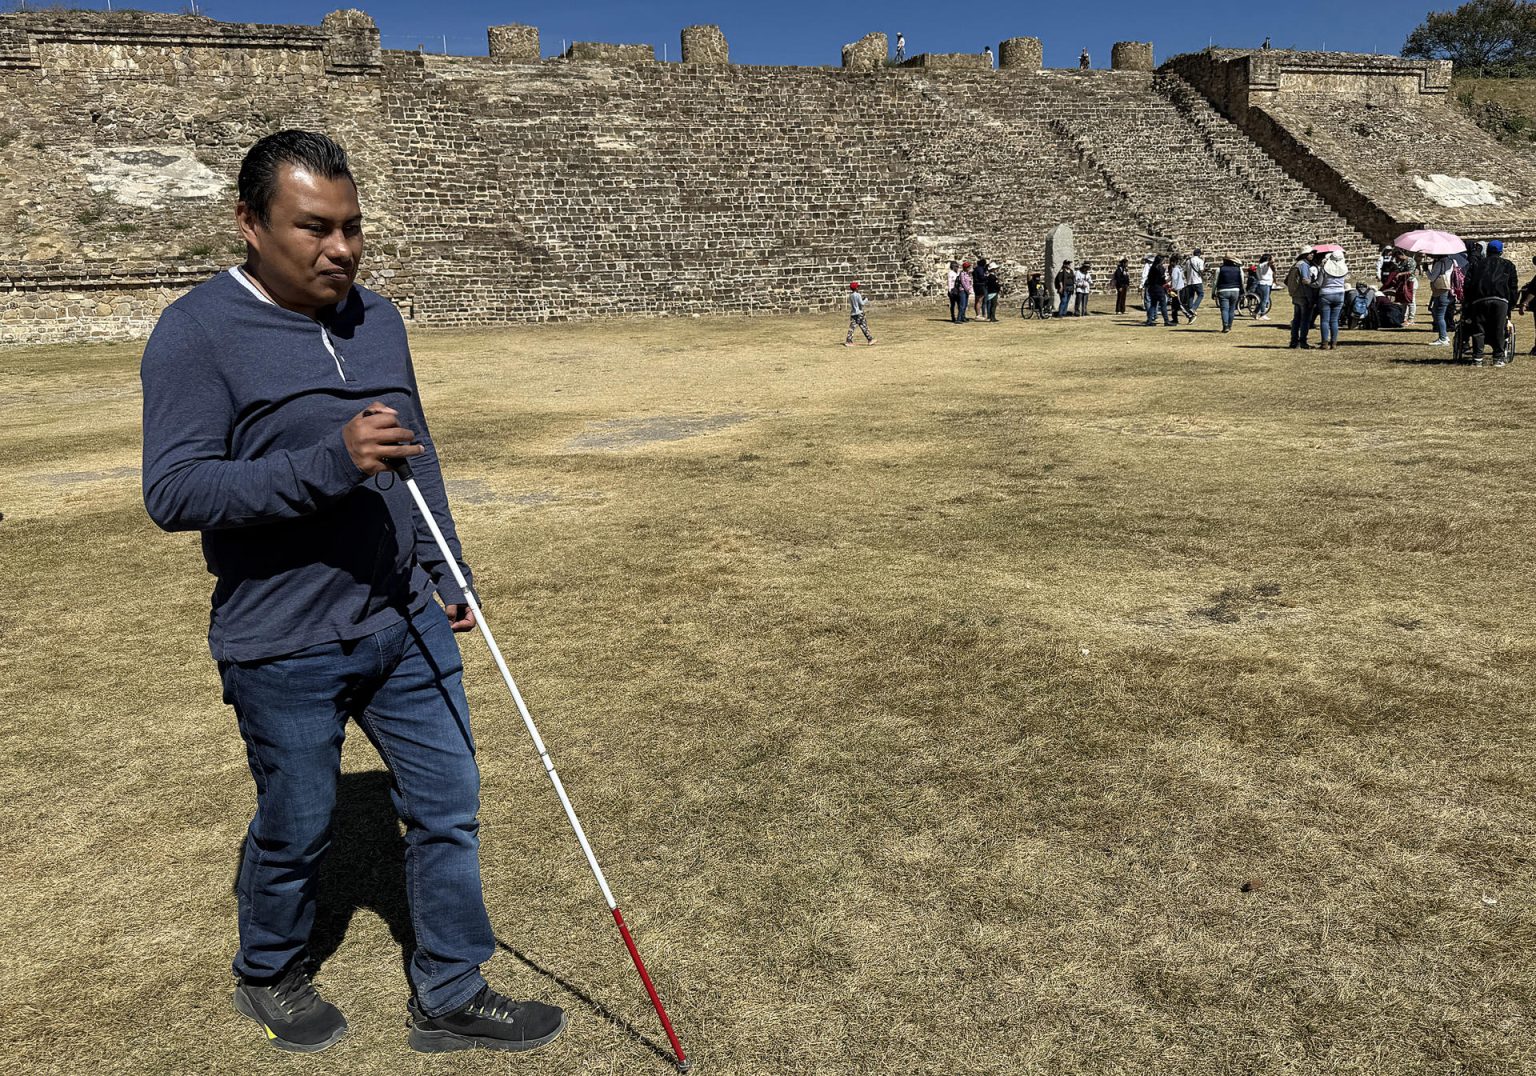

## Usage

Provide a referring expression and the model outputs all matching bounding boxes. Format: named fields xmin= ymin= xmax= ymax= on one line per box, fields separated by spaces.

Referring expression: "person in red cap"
xmin=844 ymin=281 xmax=875 ymax=346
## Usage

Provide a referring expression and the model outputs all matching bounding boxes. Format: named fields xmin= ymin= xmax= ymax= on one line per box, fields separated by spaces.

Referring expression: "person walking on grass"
xmin=1074 ymin=262 xmax=1093 ymax=317
xmin=1168 ymin=255 xmax=1191 ymax=325
xmin=1214 ymin=255 xmax=1243 ymax=333
xmin=1315 ymin=249 xmax=1349 ymax=350
xmin=1144 ymin=254 xmax=1171 ymax=326
xmin=1516 ymin=255 xmax=1536 ymax=355
xmin=1465 ymin=239 xmax=1519 ymax=364
xmin=947 ymin=259 xmax=962 ymax=322
xmin=139 ymin=130 xmax=565 ymax=1056
xmin=1054 ymin=259 xmax=1074 ymax=318
xmin=844 ymin=281 xmax=875 ymax=345
xmin=1287 ymin=245 xmax=1317 ymax=349
xmin=1112 ymin=257 xmax=1130 ymax=314
xmin=1428 ymin=251 xmax=1458 ymax=346
xmin=1185 ymin=248 xmax=1206 ymax=316
xmin=1254 ymin=253 xmax=1274 ymax=318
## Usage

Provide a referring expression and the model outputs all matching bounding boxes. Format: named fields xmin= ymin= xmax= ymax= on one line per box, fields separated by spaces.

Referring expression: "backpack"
xmin=1283 ymin=262 xmax=1304 ymax=297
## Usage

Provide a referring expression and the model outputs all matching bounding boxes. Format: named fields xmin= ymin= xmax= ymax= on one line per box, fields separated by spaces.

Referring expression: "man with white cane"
xmin=140 ymin=130 xmax=564 ymax=1054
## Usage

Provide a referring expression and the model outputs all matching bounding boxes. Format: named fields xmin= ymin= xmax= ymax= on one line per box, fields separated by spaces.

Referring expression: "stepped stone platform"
xmin=0 ymin=11 xmax=1530 ymax=343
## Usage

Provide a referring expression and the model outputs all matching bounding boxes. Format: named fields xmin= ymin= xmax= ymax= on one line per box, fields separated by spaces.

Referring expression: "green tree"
xmin=1403 ymin=0 xmax=1536 ymax=76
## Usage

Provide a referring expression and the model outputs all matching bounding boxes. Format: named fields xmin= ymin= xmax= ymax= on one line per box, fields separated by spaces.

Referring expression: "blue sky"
xmin=93 ymin=1 xmax=1458 ymax=66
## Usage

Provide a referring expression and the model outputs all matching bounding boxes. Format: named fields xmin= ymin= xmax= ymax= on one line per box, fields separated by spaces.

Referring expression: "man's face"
xmin=237 ymin=164 xmax=363 ymax=316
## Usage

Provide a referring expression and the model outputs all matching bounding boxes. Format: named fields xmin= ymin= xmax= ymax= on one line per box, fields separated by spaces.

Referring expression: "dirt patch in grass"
xmin=3 ymin=301 xmax=1536 ymax=1074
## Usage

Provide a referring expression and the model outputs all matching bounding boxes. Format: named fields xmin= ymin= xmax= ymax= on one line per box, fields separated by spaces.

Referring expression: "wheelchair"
xmin=1453 ymin=297 xmax=1517 ymax=365
xmin=1020 ymin=292 xmax=1053 ymax=319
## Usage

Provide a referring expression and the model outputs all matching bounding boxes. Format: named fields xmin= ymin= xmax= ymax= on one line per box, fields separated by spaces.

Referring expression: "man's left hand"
xmin=446 ymin=603 xmax=476 ymax=632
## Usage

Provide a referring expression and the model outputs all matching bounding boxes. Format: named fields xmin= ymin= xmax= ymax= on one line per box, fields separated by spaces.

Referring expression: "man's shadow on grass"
xmin=231 ymin=771 xmax=675 ymax=1065
xmin=228 ymin=771 xmax=420 ymax=980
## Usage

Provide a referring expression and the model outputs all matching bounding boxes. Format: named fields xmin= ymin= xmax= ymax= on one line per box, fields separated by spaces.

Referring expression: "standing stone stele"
xmin=1046 ymin=223 xmax=1076 ymax=277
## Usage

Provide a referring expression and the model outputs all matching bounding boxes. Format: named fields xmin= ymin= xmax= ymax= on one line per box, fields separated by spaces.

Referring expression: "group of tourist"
xmin=945 ymin=258 xmax=1002 ymax=323
xmin=852 ymin=240 xmax=1533 ymax=363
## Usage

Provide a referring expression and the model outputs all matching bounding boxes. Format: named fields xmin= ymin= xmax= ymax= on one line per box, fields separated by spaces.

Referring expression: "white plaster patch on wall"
xmin=80 ymin=146 xmax=226 ymax=209
xmin=1413 ymin=173 xmax=1510 ymax=209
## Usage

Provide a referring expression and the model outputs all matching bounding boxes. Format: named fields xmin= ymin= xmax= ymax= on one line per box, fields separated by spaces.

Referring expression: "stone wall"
xmin=1163 ymin=49 xmax=1536 ymax=253
xmin=2 ymin=11 xmax=1525 ymax=343
xmin=0 ymin=8 xmax=410 ymax=344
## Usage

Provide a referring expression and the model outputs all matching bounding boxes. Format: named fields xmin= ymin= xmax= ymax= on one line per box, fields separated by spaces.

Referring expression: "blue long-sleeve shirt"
xmin=141 ymin=269 xmax=472 ymax=662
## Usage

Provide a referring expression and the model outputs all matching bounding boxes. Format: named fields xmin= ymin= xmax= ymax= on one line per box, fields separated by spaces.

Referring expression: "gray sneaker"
xmin=233 ymin=965 xmax=347 ymax=1053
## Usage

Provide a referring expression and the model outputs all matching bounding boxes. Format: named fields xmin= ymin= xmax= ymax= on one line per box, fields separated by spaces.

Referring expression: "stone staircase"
xmin=1152 ymin=73 xmax=1377 ymax=265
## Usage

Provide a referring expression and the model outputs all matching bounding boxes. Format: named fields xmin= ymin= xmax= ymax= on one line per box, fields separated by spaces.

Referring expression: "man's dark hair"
xmin=238 ymin=130 xmax=354 ymax=226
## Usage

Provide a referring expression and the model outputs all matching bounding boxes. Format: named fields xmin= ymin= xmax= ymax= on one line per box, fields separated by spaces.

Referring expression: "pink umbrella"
xmin=1393 ymin=229 xmax=1465 ymax=255
xmin=1312 ymin=243 xmax=1343 ymax=253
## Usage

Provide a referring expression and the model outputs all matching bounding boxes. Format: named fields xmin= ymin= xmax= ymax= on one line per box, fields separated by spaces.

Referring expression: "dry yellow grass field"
xmin=3 ymin=295 xmax=1536 ymax=1075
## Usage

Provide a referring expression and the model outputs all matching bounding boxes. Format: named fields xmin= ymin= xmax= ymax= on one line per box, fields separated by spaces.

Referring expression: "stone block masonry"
xmin=999 ymin=38 xmax=1041 ymax=71
xmin=680 ymin=25 xmax=727 ymax=66
xmin=487 ymin=24 xmax=538 ymax=63
xmin=1162 ymin=48 xmax=1536 ymax=257
xmin=1 ymin=10 xmax=1528 ymax=344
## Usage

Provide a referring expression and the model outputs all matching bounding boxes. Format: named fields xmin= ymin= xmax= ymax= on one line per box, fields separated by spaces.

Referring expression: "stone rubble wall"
xmin=2 ymin=12 xmax=1523 ymax=344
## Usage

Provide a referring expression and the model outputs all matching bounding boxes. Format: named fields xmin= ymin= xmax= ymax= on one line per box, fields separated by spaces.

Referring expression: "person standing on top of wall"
xmin=1144 ymin=254 xmax=1172 ymax=326
xmin=844 ymin=281 xmax=875 ymax=346
xmin=1287 ymin=245 xmax=1318 ymax=348
xmin=1254 ymin=253 xmax=1275 ymax=319
xmin=983 ymin=45 xmax=994 ymax=66
xmin=947 ymin=260 xmax=962 ymax=322
xmin=1054 ymin=260 xmax=1074 ymax=318
xmin=1112 ymin=258 xmax=1130 ymax=314
xmin=139 ymin=129 xmax=566 ymax=1057
xmin=1185 ymin=248 xmax=1206 ymax=316
xmin=1214 ymin=255 xmax=1244 ymax=333
xmin=1465 ymin=239 xmax=1519 ymax=364
xmin=895 ymin=32 xmax=906 ymax=62
xmin=1079 ymin=48 xmax=1090 ymax=69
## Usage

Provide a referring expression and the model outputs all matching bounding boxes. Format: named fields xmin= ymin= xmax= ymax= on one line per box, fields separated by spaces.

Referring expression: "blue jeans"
xmin=220 ymin=603 xmax=493 ymax=1017
xmin=1217 ymin=288 xmax=1240 ymax=330
xmin=1317 ymin=292 xmax=1344 ymax=343
xmin=1256 ymin=284 xmax=1272 ymax=316
xmin=1187 ymin=282 xmax=1205 ymax=313
xmin=958 ymin=292 xmax=970 ymax=321
xmin=1290 ymin=295 xmax=1315 ymax=345
xmin=1144 ymin=290 xmax=1170 ymax=325
xmin=1057 ymin=290 xmax=1073 ymax=317
xmin=1431 ymin=291 xmax=1452 ymax=339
